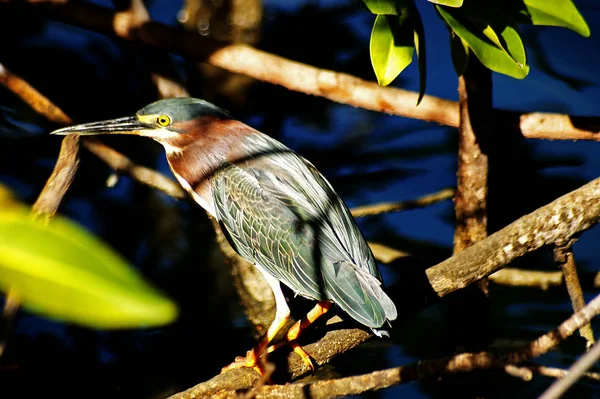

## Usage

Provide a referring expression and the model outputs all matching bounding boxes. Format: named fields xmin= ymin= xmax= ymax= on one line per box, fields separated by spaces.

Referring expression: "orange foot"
xmin=220 ymin=348 xmax=266 ymax=376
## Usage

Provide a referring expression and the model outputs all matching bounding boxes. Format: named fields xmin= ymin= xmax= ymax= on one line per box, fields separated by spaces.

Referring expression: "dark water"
xmin=1 ymin=0 xmax=600 ymax=398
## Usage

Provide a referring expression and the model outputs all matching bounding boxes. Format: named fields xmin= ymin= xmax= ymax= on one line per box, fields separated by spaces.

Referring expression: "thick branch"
xmin=170 ymin=291 xmax=600 ymax=398
xmin=4 ymin=0 xmax=600 ymax=140
xmin=427 ymin=177 xmax=600 ymax=297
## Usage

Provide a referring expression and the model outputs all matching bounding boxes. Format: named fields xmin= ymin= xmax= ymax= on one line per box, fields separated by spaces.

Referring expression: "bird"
xmin=51 ymin=97 xmax=397 ymax=374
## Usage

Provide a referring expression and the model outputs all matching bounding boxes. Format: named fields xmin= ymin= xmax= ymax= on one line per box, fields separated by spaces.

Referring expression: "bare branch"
xmin=427 ymin=177 xmax=600 ymax=297
xmin=554 ymin=243 xmax=595 ymax=348
xmin=0 ymin=63 xmax=80 ymax=219
xmin=82 ymin=139 xmax=186 ymax=199
xmin=351 ymin=188 xmax=454 ymax=218
xmin=539 ymin=341 xmax=600 ymax=399
xmin=0 ymin=62 xmax=71 ymax=125
xmin=525 ymin=363 xmax=600 ymax=382
xmin=5 ymin=1 xmax=600 ymax=141
xmin=171 ymin=292 xmax=600 ymax=398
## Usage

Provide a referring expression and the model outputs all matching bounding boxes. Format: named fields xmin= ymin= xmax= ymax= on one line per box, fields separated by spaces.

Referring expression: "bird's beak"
xmin=50 ymin=116 xmax=148 ymax=136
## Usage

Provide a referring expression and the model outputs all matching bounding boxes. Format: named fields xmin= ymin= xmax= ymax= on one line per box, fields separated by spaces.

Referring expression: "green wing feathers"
xmin=211 ymin=136 xmax=397 ymax=328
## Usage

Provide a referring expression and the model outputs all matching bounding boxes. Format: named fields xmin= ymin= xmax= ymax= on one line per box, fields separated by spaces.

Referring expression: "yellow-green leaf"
xmin=521 ymin=0 xmax=590 ymax=37
xmin=370 ymin=14 xmax=415 ymax=86
xmin=362 ymin=0 xmax=398 ymax=15
xmin=428 ymin=0 xmax=464 ymax=7
xmin=481 ymin=23 xmax=526 ymax=68
xmin=0 ymin=209 xmax=178 ymax=329
xmin=437 ymin=5 xmax=529 ymax=79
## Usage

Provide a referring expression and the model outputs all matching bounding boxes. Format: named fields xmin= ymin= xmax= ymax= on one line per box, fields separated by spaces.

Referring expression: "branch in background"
xmin=449 ymin=58 xmax=492 ymax=351
xmin=0 ymin=63 xmax=71 ymax=126
xmin=170 ymin=291 xmax=600 ymax=398
xmin=426 ymin=176 xmax=600 ymax=297
xmin=112 ymin=0 xmax=190 ymax=99
xmin=4 ymin=0 xmax=600 ymax=141
xmin=351 ymin=187 xmax=454 ymax=218
xmin=489 ymin=268 xmax=600 ymax=290
xmin=554 ymin=243 xmax=595 ymax=349
xmin=82 ymin=139 xmax=185 ymax=199
xmin=539 ymin=341 xmax=600 ymax=399
xmin=526 ymin=363 xmax=600 ymax=382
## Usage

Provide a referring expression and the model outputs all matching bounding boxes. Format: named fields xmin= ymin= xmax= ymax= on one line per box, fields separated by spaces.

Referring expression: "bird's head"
xmin=51 ymin=98 xmax=232 ymax=152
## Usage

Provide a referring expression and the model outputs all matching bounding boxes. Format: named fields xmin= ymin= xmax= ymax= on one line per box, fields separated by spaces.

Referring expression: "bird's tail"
xmin=322 ymin=260 xmax=397 ymax=329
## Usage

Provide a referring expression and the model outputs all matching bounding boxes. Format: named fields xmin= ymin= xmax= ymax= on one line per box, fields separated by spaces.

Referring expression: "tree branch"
xmin=489 ymin=268 xmax=600 ymax=290
xmin=539 ymin=341 xmax=600 ymax=399
xmin=426 ymin=176 xmax=600 ymax=297
xmin=350 ymin=187 xmax=454 ymax=218
xmin=3 ymin=0 xmax=600 ymax=141
xmin=169 ymin=291 xmax=600 ymax=398
xmin=554 ymin=243 xmax=595 ymax=349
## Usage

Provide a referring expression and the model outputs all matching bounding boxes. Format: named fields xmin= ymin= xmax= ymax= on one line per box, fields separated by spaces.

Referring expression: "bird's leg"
xmin=267 ymin=300 xmax=332 ymax=372
xmin=221 ymin=273 xmax=290 ymax=375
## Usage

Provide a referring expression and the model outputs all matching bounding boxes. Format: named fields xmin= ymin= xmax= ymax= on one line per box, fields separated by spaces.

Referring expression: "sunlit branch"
xmin=4 ymin=1 xmax=600 ymax=141
xmin=169 ymin=291 xmax=600 ymax=398
xmin=426 ymin=176 xmax=600 ymax=297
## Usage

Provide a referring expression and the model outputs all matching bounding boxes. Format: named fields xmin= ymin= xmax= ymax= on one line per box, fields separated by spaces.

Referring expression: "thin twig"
xmin=525 ymin=363 xmax=600 ymax=382
xmin=350 ymin=187 xmax=454 ymax=218
xmin=82 ymin=139 xmax=186 ymax=199
xmin=554 ymin=243 xmax=595 ymax=349
xmin=539 ymin=341 xmax=600 ymax=399
xmin=5 ymin=0 xmax=600 ymax=141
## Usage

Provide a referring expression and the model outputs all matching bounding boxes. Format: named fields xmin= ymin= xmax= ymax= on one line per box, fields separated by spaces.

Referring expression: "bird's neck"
xmin=163 ymin=119 xmax=254 ymax=216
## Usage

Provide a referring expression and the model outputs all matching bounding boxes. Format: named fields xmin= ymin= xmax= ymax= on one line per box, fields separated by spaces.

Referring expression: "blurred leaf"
xmin=450 ymin=32 xmax=470 ymax=75
xmin=519 ymin=0 xmax=590 ymax=37
xmin=428 ymin=0 xmax=463 ymax=7
xmin=370 ymin=13 xmax=415 ymax=86
xmin=437 ymin=5 xmax=529 ymax=79
xmin=0 ymin=209 xmax=178 ymax=329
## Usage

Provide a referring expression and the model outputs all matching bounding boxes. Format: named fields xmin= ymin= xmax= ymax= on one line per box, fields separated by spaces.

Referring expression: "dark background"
xmin=1 ymin=0 xmax=600 ymax=398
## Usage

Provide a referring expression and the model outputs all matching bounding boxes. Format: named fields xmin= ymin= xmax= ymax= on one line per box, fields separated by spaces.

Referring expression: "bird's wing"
xmin=211 ymin=134 xmax=396 ymax=327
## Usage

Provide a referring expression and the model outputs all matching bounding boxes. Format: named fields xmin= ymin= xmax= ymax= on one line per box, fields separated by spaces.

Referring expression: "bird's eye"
xmin=157 ymin=115 xmax=171 ymax=127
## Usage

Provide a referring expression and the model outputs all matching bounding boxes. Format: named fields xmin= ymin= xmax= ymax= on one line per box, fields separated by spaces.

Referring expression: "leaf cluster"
xmin=363 ymin=0 xmax=590 ymax=103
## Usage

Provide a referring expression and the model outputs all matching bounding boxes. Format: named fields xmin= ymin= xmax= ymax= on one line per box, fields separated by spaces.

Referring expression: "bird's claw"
xmin=220 ymin=349 xmax=266 ymax=376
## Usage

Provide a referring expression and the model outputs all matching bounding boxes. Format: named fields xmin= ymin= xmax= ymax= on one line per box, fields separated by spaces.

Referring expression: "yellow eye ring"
xmin=157 ymin=115 xmax=171 ymax=127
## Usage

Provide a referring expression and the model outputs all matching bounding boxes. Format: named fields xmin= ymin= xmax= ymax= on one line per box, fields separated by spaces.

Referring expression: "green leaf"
xmin=520 ymin=0 xmax=590 ymax=37
xmin=450 ymin=32 xmax=470 ymax=76
xmin=437 ymin=5 xmax=529 ymax=79
xmin=0 ymin=210 xmax=178 ymax=329
xmin=370 ymin=14 xmax=415 ymax=86
xmin=428 ymin=0 xmax=464 ymax=7
xmin=481 ymin=23 xmax=526 ymax=68
xmin=362 ymin=0 xmax=399 ymax=15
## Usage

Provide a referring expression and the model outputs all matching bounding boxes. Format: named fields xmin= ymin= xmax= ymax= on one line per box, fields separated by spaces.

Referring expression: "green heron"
xmin=51 ymin=98 xmax=397 ymax=373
